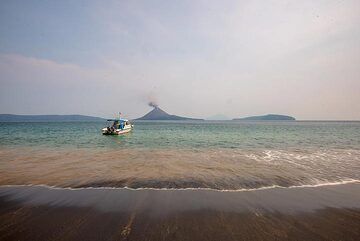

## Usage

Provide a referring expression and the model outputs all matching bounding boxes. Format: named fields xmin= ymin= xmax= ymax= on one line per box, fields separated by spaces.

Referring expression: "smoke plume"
xmin=148 ymin=101 xmax=158 ymax=108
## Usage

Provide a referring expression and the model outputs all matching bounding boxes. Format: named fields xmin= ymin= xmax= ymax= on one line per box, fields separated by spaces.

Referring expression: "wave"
xmin=1 ymin=179 xmax=359 ymax=193
xmin=1 ymin=147 xmax=360 ymax=193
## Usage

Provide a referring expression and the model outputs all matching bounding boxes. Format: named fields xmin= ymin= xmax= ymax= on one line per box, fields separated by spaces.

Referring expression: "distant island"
xmin=233 ymin=114 xmax=296 ymax=121
xmin=206 ymin=114 xmax=231 ymax=121
xmin=136 ymin=105 xmax=203 ymax=121
xmin=0 ymin=114 xmax=105 ymax=122
xmin=1 ymin=113 xmax=295 ymax=122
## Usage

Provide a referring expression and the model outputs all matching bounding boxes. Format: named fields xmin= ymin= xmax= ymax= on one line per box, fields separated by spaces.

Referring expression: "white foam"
xmin=1 ymin=179 xmax=359 ymax=193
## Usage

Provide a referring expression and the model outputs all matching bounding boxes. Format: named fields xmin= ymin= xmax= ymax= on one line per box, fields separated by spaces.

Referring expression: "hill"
xmin=206 ymin=114 xmax=230 ymax=120
xmin=0 ymin=114 xmax=105 ymax=122
xmin=136 ymin=107 xmax=203 ymax=121
xmin=233 ymin=114 xmax=295 ymax=121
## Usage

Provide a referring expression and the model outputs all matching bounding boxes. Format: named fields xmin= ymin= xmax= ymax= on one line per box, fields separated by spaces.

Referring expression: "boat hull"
xmin=102 ymin=126 xmax=133 ymax=135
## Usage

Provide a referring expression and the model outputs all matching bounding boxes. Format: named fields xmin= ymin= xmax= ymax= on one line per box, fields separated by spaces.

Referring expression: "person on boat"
xmin=110 ymin=120 xmax=117 ymax=132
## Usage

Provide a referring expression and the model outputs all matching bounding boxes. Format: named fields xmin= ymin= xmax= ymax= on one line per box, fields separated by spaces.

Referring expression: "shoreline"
xmin=1 ymin=178 xmax=359 ymax=192
xmin=1 ymin=182 xmax=360 ymax=213
xmin=1 ymin=146 xmax=360 ymax=190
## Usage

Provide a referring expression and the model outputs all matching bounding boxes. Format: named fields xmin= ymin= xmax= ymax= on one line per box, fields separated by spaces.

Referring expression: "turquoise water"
xmin=1 ymin=121 xmax=360 ymax=189
xmin=1 ymin=121 xmax=359 ymax=150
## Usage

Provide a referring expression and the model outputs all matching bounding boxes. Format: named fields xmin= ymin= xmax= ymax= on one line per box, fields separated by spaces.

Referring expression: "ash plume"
xmin=148 ymin=101 xmax=158 ymax=108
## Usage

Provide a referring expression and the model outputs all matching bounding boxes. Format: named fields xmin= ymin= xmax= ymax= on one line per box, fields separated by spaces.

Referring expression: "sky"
xmin=0 ymin=0 xmax=359 ymax=120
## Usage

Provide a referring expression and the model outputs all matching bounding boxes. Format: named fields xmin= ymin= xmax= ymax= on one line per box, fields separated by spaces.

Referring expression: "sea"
xmin=0 ymin=120 xmax=360 ymax=190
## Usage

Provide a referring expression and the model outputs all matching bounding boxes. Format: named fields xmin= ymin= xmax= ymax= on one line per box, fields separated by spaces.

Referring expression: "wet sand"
xmin=1 ymin=183 xmax=360 ymax=241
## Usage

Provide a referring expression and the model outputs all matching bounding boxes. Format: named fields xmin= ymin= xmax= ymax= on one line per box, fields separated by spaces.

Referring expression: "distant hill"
xmin=233 ymin=114 xmax=296 ymax=121
xmin=136 ymin=107 xmax=203 ymax=121
xmin=0 ymin=114 xmax=105 ymax=122
xmin=206 ymin=114 xmax=230 ymax=121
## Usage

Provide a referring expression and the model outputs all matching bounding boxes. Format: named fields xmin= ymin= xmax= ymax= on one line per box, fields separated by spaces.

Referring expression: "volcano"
xmin=136 ymin=107 xmax=203 ymax=120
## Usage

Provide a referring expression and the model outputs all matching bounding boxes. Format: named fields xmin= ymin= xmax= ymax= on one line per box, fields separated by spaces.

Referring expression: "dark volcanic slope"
xmin=0 ymin=114 xmax=105 ymax=122
xmin=136 ymin=107 xmax=203 ymax=120
xmin=233 ymin=114 xmax=295 ymax=121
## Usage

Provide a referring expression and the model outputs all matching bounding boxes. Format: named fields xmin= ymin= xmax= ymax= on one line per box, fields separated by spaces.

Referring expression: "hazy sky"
xmin=0 ymin=0 xmax=359 ymax=120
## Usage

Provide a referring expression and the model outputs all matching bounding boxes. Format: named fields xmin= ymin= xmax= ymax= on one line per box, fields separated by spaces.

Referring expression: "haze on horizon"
xmin=0 ymin=0 xmax=359 ymax=120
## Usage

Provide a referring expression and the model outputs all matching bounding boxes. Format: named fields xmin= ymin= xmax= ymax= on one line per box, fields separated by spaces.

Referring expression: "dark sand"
xmin=1 ymin=183 xmax=360 ymax=241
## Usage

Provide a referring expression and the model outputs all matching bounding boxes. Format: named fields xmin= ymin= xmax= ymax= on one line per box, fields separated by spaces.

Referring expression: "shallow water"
xmin=0 ymin=121 xmax=360 ymax=190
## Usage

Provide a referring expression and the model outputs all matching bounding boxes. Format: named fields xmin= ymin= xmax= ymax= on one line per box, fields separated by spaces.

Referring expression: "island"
xmin=233 ymin=114 xmax=296 ymax=121
xmin=136 ymin=106 xmax=203 ymax=121
xmin=0 ymin=114 xmax=105 ymax=122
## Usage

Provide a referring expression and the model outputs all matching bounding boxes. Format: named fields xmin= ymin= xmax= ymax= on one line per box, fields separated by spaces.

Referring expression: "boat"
xmin=102 ymin=118 xmax=134 ymax=135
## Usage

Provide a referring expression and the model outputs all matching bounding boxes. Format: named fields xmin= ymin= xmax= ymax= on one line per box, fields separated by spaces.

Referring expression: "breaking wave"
xmin=1 ymin=147 xmax=360 ymax=190
xmin=1 ymin=179 xmax=359 ymax=192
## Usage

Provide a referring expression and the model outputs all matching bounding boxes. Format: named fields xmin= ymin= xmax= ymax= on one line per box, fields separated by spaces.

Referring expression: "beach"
xmin=2 ymin=0 xmax=360 ymax=239
xmin=0 ymin=121 xmax=360 ymax=240
xmin=1 ymin=183 xmax=360 ymax=241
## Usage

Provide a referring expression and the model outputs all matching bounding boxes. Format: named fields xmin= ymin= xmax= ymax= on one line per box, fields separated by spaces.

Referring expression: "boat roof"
xmin=107 ymin=118 xmax=128 ymax=122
